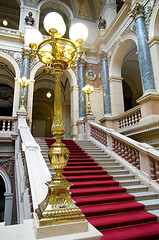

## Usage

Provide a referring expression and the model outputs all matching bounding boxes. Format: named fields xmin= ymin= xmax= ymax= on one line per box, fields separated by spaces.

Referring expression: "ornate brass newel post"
xmin=25 ymin=13 xmax=88 ymax=226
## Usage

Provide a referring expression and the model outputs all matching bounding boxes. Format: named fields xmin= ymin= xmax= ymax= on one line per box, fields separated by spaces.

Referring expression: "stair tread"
xmin=88 ymin=211 xmax=157 ymax=230
xmin=101 ymin=222 xmax=159 ymax=240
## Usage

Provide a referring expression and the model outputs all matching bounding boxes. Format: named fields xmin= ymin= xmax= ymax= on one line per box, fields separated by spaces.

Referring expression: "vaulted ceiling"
xmin=0 ymin=0 xmax=124 ymax=29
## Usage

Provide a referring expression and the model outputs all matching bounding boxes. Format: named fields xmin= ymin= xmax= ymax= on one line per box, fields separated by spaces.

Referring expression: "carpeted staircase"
xmin=36 ymin=138 xmax=159 ymax=240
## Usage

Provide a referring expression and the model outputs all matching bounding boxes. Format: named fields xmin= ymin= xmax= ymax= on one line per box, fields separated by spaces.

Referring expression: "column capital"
xmin=129 ymin=2 xmax=145 ymax=20
xmin=22 ymin=48 xmax=30 ymax=59
xmin=77 ymin=58 xmax=85 ymax=67
xmin=99 ymin=51 xmax=108 ymax=61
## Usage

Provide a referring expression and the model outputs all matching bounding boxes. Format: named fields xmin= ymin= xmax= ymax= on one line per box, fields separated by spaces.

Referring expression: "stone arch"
xmin=0 ymin=167 xmax=13 ymax=225
xmin=0 ymin=52 xmax=21 ymax=116
xmin=109 ymin=33 xmax=142 ymax=114
xmin=37 ymin=0 xmax=74 ymax=20
xmin=30 ymin=62 xmax=78 ymax=138
xmin=149 ymin=1 xmax=159 ymax=39
xmin=109 ymin=33 xmax=137 ymax=78
xmin=30 ymin=62 xmax=77 ymax=87
xmin=0 ymin=52 xmax=20 ymax=79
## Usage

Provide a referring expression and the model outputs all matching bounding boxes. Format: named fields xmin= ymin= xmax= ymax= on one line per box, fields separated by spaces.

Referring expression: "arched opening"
xmin=39 ymin=1 xmax=70 ymax=38
xmin=0 ymin=0 xmax=20 ymax=29
xmin=109 ymin=36 xmax=143 ymax=114
xmin=0 ymin=176 xmax=5 ymax=222
xmin=32 ymin=68 xmax=71 ymax=138
xmin=121 ymin=44 xmax=142 ymax=111
xmin=0 ymin=84 xmax=14 ymax=116
xmin=0 ymin=60 xmax=15 ymax=116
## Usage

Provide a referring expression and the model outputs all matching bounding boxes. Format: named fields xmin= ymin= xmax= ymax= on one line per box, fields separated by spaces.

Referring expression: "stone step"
xmin=133 ymin=192 xmax=159 ymax=201
xmin=103 ymin=166 xmax=125 ymax=171
xmin=125 ymin=185 xmax=148 ymax=193
xmin=96 ymin=162 xmax=119 ymax=166
xmin=119 ymin=179 xmax=140 ymax=186
xmin=112 ymin=174 xmax=135 ymax=180
xmin=95 ymin=158 xmax=116 ymax=162
xmin=138 ymin=199 xmax=159 ymax=210
xmin=107 ymin=169 xmax=129 ymax=175
xmin=148 ymin=210 xmax=159 ymax=220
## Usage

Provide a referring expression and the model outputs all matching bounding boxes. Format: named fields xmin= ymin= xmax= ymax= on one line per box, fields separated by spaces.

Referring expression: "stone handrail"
xmin=89 ymin=122 xmax=159 ymax=191
xmin=117 ymin=105 xmax=141 ymax=129
xmin=0 ymin=116 xmax=16 ymax=132
xmin=17 ymin=113 xmax=51 ymax=216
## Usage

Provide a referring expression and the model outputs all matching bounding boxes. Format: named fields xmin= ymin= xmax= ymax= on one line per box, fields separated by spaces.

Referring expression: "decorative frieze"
xmin=0 ymin=156 xmax=14 ymax=178
xmin=0 ymin=48 xmax=23 ymax=71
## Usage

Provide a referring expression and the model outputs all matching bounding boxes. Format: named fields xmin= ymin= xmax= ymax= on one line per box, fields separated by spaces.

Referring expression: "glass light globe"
xmin=24 ymin=28 xmax=43 ymax=47
xmin=43 ymin=12 xmax=66 ymax=37
xmin=46 ymin=91 xmax=51 ymax=98
xmin=3 ymin=19 xmax=8 ymax=26
xmin=69 ymin=23 xmax=88 ymax=43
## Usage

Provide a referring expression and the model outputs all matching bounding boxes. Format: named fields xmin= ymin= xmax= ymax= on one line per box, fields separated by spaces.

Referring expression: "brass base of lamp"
xmin=36 ymin=180 xmax=85 ymax=226
xmin=36 ymin=140 xmax=86 ymax=226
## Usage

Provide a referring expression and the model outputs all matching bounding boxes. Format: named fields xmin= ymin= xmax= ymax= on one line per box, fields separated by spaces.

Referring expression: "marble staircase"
xmin=35 ymin=138 xmax=159 ymax=220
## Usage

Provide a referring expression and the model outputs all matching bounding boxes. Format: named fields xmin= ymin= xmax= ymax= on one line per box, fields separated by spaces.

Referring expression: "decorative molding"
xmin=0 ymin=48 xmax=22 ymax=71
xmin=0 ymin=156 xmax=14 ymax=178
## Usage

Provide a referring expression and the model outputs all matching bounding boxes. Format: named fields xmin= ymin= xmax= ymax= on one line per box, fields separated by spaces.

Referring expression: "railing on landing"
xmin=117 ymin=105 xmax=141 ymax=130
xmin=0 ymin=116 xmax=16 ymax=132
xmin=89 ymin=122 xmax=159 ymax=191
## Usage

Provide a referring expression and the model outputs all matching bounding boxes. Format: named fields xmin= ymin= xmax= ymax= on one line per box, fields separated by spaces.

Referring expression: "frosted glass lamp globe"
xmin=3 ymin=19 xmax=8 ymax=26
xmin=43 ymin=12 xmax=66 ymax=37
xmin=69 ymin=23 xmax=88 ymax=43
xmin=25 ymin=28 xmax=43 ymax=47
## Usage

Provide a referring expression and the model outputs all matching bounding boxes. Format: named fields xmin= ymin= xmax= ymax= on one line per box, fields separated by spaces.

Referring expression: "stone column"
xmin=77 ymin=58 xmax=86 ymax=119
xmin=129 ymin=2 xmax=155 ymax=92
xmin=100 ymin=51 xmax=111 ymax=116
xmin=109 ymin=77 xmax=124 ymax=116
xmin=129 ymin=2 xmax=159 ymax=125
xmin=12 ymin=78 xmax=20 ymax=117
xmin=27 ymin=79 xmax=35 ymax=128
xmin=19 ymin=49 xmax=30 ymax=110
xmin=4 ymin=193 xmax=13 ymax=225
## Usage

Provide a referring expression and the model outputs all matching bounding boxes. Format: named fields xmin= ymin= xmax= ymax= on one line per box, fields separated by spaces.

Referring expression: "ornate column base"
xmin=137 ymin=92 xmax=159 ymax=125
xmin=36 ymin=180 xmax=85 ymax=227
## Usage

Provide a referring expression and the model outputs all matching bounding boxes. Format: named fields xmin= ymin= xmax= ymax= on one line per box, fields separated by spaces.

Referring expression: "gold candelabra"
xmin=25 ymin=12 xmax=88 ymax=226
xmin=18 ymin=77 xmax=30 ymax=111
xmin=82 ymin=84 xmax=94 ymax=115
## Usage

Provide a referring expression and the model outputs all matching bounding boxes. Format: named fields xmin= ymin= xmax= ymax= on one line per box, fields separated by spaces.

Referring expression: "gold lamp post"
xmin=82 ymin=84 xmax=94 ymax=115
xmin=18 ymin=76 xmax=30 ymax=111
xmin=25 ymin=12 xmax=88 ymax=226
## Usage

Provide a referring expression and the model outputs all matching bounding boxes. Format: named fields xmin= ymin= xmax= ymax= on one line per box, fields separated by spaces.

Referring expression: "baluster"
xmin=7 ymin=121 xmax=10 ymax=131
xmin=128 ymin=147 xmax=132 ymax=163
xmin=124 ymin=145 xmax=129 ymax=161
xmin=118 ymin=142 xmax=121 ymax=156
xmin=150 ymin=159 xmax=156 ymax=180
xmin=135 ymin=151 xmax=140 ymax=170
xmin=121 ymin=143 xmax=125 ymax=158
xmin=134 ymin=113 xmax=138 ymax=123
xmin=155 ymin=161 xmax=159 ymax=184
xmin=128 ymin=116 xmax=131 ymax=126
xmin=131 ymin=115 xmax=135 ymax=124
xmin=122 ymin=119 xmax=126 ymax=128
xmin=120 ymin=120 xmax=123 ymax=128
xmin=125 ymin=117 xmax=128 ymax=127
xmin=2 ymin=120 xmax=5 ymax=131
xmin=138 ymin=111 xmax=141 ymax=121
xmin=131 ymin=149 xmax=136 ymax=166
xmin=118 ymin=120 xmax=121 ymax=129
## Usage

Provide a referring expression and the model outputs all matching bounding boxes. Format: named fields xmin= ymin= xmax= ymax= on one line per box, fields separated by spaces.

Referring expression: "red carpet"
xmin=45 ymin=138 xmax=159 ymax=240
